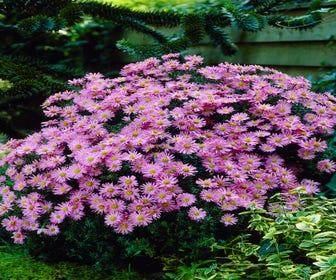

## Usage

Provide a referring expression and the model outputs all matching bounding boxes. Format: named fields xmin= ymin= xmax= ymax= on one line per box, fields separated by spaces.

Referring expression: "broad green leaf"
xmin=275 ymin=216 xmax=284 ymax=224
xmin=328 ymin=256 xmax=336 ymax=266
xmin=299 ymin=240 xmax=315 ymax=248
xmin=313 ymin=261 xmax=331 ymax=268
xmin=310 ymin=269 xmax=328 ymax=279
xmin=314 ymin=231 xmax=336 ymax=238
xmin=314 ymin=238 xmax=332 ymax=244
xmin=307 ymin=214 xmax=321 ymax=224
xmin=319 ymin=243 xmax=336 ymax=250
xmin=296 ymin=222 xmax=314 ymax=232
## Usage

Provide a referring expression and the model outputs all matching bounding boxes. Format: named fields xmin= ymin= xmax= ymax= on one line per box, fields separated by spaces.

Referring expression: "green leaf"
xmin=275 ymin=216 xmax=284 ymax=224
xmin=314 ymin=231 xmax=336 ymax=238
xmin=314 ymin=238 xmax=332 ymax=244
xmin=319 ymin=243 xmax=336 ymax=250
xmin=295 ymin=222 xmax=315 ymax=232
xmin=310 ymin=269 xmax=328 ymax=279
xmin=299 ymin=240 xmax=315 ymax=248
xmin=326 ymin=173 xmax=336 ymax=191
xmin=313 ymin=261 xmax=331 ymax=268
xmin=307 ymin=214 xmax=321 ymax=224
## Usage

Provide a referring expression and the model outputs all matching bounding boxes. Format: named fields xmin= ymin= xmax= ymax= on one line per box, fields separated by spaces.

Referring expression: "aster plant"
xmin=0 ymin=54 xmax=336 ymax=244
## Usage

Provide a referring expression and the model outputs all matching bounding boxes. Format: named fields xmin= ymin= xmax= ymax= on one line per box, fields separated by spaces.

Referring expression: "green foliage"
xmin=164 ymin=195 xmax=336 ymax=279
xmin=22 ymin=209 xmax=234 ymax=276
xmin=0 ymin=245 xmax=147 ymax=280
xmin=312 ymin=68 xmax=336 ymax=94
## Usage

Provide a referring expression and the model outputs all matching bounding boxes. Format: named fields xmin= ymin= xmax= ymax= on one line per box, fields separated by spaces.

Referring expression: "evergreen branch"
xmin=242 ymin=0 xmax=282 ymax=13
xmin=0 ymin=0 xmax=72 ymax=19
xmin=119 ymin=17 xmax=169 ymax=43
xmin=116 ymin=39 xmax=164 ymax=58
xmin=58 ymin=2 xmax=83 ymax=26
xmin=0 ymin=55 xmax=68 ymax=98
xmin=116 ymin=36 xmax=193 ymax=59
xmin=205 ymin=24 xmax=238 ymax=56
xmin=17 ymin=15 xmax=67 ymax=34
xmin=224 ymin=5 xmax=266 ymax=32
xmin=204 ymin=10 xmax=232 ymax=27
xmin=181 ymin=13 xmax=206 ymax=44
xmin=79 ymin=1 xmax=181 ymax=27
xmin=267 ymin=11 xmax=322 ymax=29
xmin=161 ymin=37 xmax=193 ymax=54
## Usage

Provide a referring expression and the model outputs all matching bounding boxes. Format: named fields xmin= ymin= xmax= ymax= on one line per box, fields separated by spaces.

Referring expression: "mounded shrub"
xmin=0 ymin=54 xmax=336 ymax=248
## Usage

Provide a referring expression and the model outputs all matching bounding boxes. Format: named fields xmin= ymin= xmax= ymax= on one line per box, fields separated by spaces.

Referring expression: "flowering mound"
xmin=1 ymin=53 xmax=336 ymax=243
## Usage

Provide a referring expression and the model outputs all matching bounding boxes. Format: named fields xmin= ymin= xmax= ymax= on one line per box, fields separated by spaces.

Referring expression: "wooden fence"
xmin=122 ymin=4 xmax=336 ymax=77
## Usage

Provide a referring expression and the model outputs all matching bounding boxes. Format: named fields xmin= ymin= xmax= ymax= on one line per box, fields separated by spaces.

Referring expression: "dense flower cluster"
xmin=1 ymin=53 xmax=336 ymax=243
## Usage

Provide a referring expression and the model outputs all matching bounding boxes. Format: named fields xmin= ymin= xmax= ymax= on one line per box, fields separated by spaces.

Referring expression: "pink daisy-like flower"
xmin=106 ymin=199 xmax=126 ymax=213
xmin=99 ymin=183 xmax=120 ymax=198
xmin=188 ymin=206 xmax=206 ymax=221
xmin=130 ymin=211 xmax=153 ymax=227
xmin=12 ymin=231 xmax=26 ymax=244
xmin=141 ymin=163 xmax=163 ymax=178
xmin=45 ymin=224 xmax=60 ymax=236
xmin=177 ymin=163 xmax=198 ymax=177
xmin=79 ymin=176 xmax=100 ymax=191
xmin=68 ymin=164 xmax=85 ymax=179
xmin=259 ymin=143 xmax=276 ymax=153
xmin=176 ymin=193 xmax=196 ymax=207
xmin=196 ymin=178 xmax=215 ymax=188
xmin=156 ymin=175 xmax=178 ymax=188
xmin=317 ymin=159 xmax=336 ymax=173
xmin=49 ymin=211 xmax=66 ymax=224
xmin=0 ymin=202 xmax=13 ymax=215
xmin=122 ymin=187 xmax=140 ymax=201
xmin=114 ymin=219 xmax=134 ymax=234
xmin=154 ymin=190 xmax=173 ymax=203
xmin=54 ymin=202 xmax=72 ymax=216
xmin=296 ymin=179 xmax=320 ymax=195
xmin=140 ymin=182 xmax=158 ymax=195
xmin=52 ymin=167 xmax=70 ymax=183
xmin=2 ymin=216 xmax=22 ymax=231
xmin=297 ymin=148 xmax=315 ymax=160
xmin=104 ymin=212 xmax=122 ymax=227
xmin=220 ymin=213 xmax=238 ymax=226
xmin=174 ymin=137 xmax=199 ymax=154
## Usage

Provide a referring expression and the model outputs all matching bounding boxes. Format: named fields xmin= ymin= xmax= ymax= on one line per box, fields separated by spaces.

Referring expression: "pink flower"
xmin=106 ymin=199 xmax=126 ymax=213
xmin=221 ymin=214 xmax=238 ymax=226
xmin=297 ymin=148 xmax=315 ymax=160
xmin=104 ymin=212 xmax=122 ymax=227
xmin=122 ymin=187 xmax=140 ymax=201
xmin=2 ymin=216 xmax=22 ymax=231
xmin=49 ymin=211 xmax=65 ymax=224
xmin=176 ymin=193 xmax=196 ymax=207
xmin=154 ymin=190 xmax=173 ymax=203
xmin=114 ymin=219 xmax=134 ymax=234
xmin=174 ymin=137 xmax=199 ymax=154
xmin=12 ymin=231 xmax=26 ymax=244
xmin=45 ymin=224 xmax=60 ymax=236
xmin=118 ymin=175 xmax=138 ymax=187
xmin=130 ymin=211 xmax=153 ymax=227
xmin=317 ymin=159 xmax=336 ymax=173
xmin=141 ymin=163 xmax=163 ymax=178
xmin=99 ymin=183 xmax=120 ymax=198
xmin=188 ymin=207 xmax=206 ymax=221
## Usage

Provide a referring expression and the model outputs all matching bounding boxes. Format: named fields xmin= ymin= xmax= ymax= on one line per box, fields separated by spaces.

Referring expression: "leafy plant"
xmin=164 ymin=194 xmax=336 ymax=279
xmin=1 ymin=54 xmax=335 ymax=241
